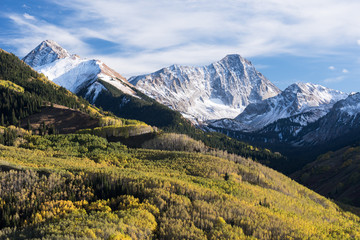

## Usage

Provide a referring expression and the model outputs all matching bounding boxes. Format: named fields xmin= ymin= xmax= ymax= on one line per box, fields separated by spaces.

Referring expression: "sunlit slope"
xmin=0 ymin=134 xmax=359 ymax=239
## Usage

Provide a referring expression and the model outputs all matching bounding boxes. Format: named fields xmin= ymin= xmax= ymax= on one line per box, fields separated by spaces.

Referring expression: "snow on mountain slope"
xmin=23 ymin=40 xmax=138 ymax=102
xmin=298 ymin=92 xmax=360 ymax=145
xmin=129 ymin=54 xmax=281 ymax=122
xmin=338 ymin=92 xmax=360 ymax=116
xmin=211 ymin=82 xmax=347 ymax=132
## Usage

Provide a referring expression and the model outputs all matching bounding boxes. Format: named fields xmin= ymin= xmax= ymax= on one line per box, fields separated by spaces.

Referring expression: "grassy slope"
xmin=0 ymin=134 xmax=359 ymax=239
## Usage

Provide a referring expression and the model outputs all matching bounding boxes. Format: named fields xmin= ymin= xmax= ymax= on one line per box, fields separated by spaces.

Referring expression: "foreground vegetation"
xmin=0 ymin=133 xmax=359 ymax=239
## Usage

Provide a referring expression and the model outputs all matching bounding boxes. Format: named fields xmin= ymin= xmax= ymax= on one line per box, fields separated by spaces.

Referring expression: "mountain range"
xmin=21 ymin=40 xmax=360 ymax=160
xmin=23 ymin=40 xmax=198 ymax=130
xmin=129 ymin=54 xmax=280 ymax=122
xmin=20 ymin=41 xmax=360 ymax=156
xmin=210 ymin=82 xmax=347 ymax=132
xmin=207 ymin=82 xmax=356 ymax=148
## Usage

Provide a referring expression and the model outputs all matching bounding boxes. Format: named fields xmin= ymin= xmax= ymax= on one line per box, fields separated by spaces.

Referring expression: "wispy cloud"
xmin=324 ymin=76 xmax=346 ymax=83
xmin=342 ymin=69 xmax=349 ymax=73
xmin=4 ymin=13 xmax=88 ymax=57
xmin=23 ymin=13 xmax=35 ymax=20
xmin=329 ymin=66 xmax=335 ymax=70
xmin=2 ymin=0 xmax=360 ymax=77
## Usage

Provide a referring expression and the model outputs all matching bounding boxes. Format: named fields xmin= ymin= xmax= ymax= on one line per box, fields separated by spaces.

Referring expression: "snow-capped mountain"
xmin=23 ymin=40 xmax=138 ymax=103
xmin=298 ymin=92 xmax=360 ymax=145
xmin=129 ymin=54 xmax=280 ymax=122
xmin=209 ymin=82 xmax=347 ymax=132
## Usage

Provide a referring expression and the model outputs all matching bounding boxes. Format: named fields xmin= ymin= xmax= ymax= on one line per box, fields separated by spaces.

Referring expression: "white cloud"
xmin=357 ymin=40 xmax=360 ymax=45
xmin=51 ymin=0 xmax=360 ymax=59
xmin=342 ymin=69 xmax=349 ymax=73
xmin=57 ymin=0 xmax=360 ymax=48
xmin=329 ymin=66 xmax=335 ymax=70
xmin=23 ymin=13 xmax=36 ymax=20
xmin=324 ymin=76 xmax=345 ymax=83
xmin=4 ymin=0 xmax=360 ymax=76
xmin=5 ymin=13 xmax=89 ymax=57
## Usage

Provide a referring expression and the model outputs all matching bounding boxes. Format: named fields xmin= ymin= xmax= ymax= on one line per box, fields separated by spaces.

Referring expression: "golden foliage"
xmin=0 ymin=79 xmax=24 ymax=93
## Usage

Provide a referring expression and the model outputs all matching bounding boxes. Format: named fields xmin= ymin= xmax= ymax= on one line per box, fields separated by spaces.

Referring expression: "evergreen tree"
xmin=27 ymin=119 xmax=32 ymax=131
xmin=11 ymin=109 xmax=17 ymax=126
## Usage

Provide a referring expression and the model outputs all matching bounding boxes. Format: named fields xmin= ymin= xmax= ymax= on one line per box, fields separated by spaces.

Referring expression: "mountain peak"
xmin=22 ymin=40 xmax=138 ymax=102
xmin=284 ymin=82 xmax=315 ymax=94
xmin=23 ymin=40 xmax=71 ymax=68
xmin=219 ymin=54 xmax=252 ymax=66
xmin=129 ymin=54 xmax=280 ymax=122
xmin=284 ymin=82 xmax=345 ymax=99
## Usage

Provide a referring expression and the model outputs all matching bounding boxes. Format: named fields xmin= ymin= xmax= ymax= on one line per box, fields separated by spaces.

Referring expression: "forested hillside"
xmin=0 ymin=134 xmax=359 ymax=239
xmin=293 ymin=142 xmax=360 ymax=207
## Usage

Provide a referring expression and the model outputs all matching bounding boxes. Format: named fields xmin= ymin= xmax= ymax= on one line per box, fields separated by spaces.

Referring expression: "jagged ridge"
xmin=209 ymin=82 xmax=347 ymax=132
xmin=129 ymin=54 xmax=281 ymax=122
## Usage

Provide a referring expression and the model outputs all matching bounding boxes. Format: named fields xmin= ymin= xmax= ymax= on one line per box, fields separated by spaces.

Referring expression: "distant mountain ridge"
xmin=129 ymin=54 xmax=281 ymax=122
xmin=297 ymin=92 xmax=360 ymax=146
xmin=209 ymin=82 xmax=347 ymax=132
xmin=23 ymin=40 xmax=138 ymax=103
xmin=251 ymin=92 xmax=360 ymax=148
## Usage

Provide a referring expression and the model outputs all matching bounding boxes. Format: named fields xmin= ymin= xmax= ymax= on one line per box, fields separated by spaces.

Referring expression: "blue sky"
xmin=1 ymin=0 xmax=360 ymax=93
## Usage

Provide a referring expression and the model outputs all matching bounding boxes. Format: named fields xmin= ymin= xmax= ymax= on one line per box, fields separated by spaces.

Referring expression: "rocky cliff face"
xmin=129 ymin=54 xmax=281 ymax=122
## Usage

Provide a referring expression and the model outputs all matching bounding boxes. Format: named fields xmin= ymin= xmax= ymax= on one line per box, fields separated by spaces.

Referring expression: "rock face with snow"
xmin=129 ymin=54 xmax=281 ymax=122
xmin=23 ymin=40 xmax=138 ymax=103
xmin=297 ymin=92 xmax=360 ymax=145
xmin=209 ymin=83 xmax=347 ymax=135
xmin=207 ymin=82 xmax=350 ymax=146
xmin=229 ymin=82 xmax=347 ymax=132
